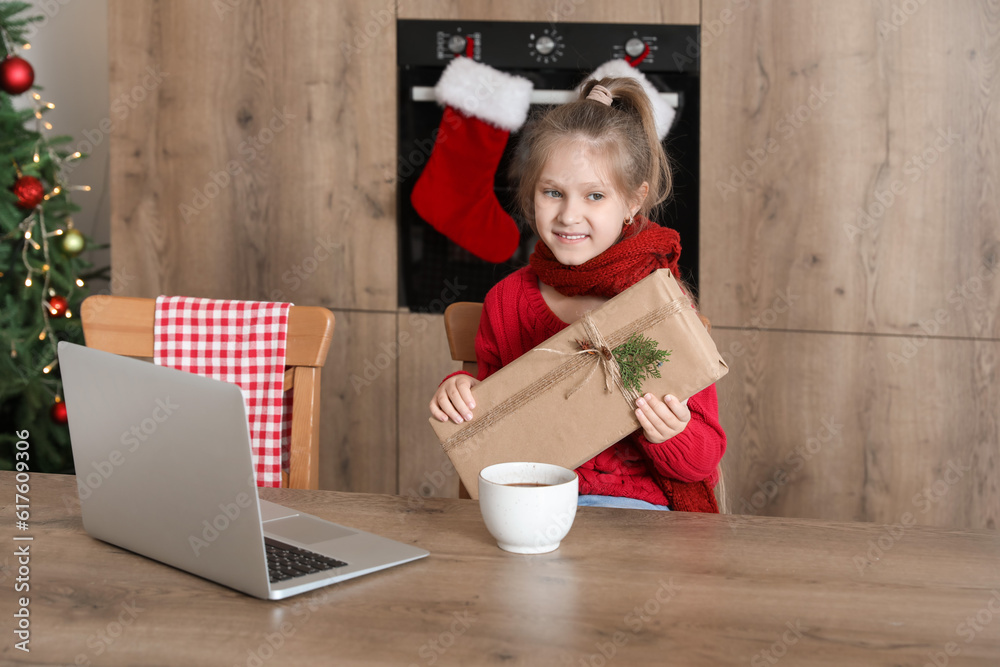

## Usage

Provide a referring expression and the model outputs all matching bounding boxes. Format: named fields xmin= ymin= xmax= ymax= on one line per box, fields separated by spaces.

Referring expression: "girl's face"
xmin=533 ymin=140 xmax=645 ymax=266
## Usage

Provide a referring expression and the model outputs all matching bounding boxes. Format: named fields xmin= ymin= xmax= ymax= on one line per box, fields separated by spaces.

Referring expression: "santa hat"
xmin=575 ymin=59 xmax=676 ymax=140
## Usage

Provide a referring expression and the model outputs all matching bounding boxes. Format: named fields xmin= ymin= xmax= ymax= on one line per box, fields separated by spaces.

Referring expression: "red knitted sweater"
xmin=466 ymin=266 xmax=725 ymax=511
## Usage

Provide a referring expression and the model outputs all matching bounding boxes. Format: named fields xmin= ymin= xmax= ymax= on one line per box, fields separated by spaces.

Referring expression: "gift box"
xmin=429 ymin=269 xmax=729 ymax=498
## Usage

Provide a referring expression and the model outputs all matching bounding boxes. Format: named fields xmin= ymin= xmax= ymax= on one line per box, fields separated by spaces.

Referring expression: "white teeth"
xmin=557 ymin=233 xmax=587 ymax=240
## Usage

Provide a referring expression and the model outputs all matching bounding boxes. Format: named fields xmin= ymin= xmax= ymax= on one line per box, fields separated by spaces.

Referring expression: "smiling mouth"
xmin=554 ymin=232 xmax=588 ymax=241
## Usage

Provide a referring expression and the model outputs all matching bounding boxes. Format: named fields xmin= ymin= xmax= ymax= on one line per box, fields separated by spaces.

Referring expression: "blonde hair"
xmin=510 ymin=76 xmax=673 ymax=231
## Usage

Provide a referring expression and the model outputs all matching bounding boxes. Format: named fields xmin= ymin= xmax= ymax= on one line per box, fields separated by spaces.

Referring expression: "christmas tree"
xmin=0 ymin=1 xmax=102 ymax=472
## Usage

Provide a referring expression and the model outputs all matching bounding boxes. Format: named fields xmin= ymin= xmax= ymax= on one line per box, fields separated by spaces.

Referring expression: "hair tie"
xmin=586 ymin=84 xmax=613 ymax=107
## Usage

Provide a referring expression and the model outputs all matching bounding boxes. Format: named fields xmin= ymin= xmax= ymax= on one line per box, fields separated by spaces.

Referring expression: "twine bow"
xmin=536 ymin=312 xmax=643 ymax=408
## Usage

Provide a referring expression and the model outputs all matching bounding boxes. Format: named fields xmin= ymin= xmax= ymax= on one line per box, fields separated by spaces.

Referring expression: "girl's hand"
xmin=430 ymin=374 xmax=479 ymax=424
xmin=635 ymin=393 xmax=690 ymax=443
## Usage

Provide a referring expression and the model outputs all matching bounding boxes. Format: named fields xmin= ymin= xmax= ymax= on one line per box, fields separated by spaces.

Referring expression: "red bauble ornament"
xmin=51 ymin=400 xmax=68 ymax=425
xmin=13 ymin=175 xmax=45 ymax=209
xmin=0 ymin=56 xmax=34 ymax=95
xmin=48 ymin=295 xmax=68 ymax=317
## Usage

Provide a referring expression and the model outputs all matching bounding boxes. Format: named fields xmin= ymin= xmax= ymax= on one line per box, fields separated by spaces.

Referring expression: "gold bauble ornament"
xmin=61 ymin=228 xmax=86 ymax=257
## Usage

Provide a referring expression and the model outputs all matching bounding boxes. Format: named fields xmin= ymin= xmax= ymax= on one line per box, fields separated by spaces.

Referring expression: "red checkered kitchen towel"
xmin=153 ymin=297 xmax=293 ymax=487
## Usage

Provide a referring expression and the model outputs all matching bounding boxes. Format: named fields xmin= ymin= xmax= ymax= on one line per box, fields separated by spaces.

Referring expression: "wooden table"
xmin=2 ymin=472 xmax=999 ymax=666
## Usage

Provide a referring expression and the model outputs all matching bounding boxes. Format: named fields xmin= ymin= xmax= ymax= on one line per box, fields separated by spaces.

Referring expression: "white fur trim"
xmin=435 ymin=57 xmax=534 ymax=132
xmin=576 ymin=59 xmax=676 ymax=140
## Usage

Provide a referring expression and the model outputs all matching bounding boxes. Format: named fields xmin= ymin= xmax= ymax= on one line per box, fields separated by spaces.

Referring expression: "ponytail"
xmin=579 ymin=77 xmax=672 ymax=216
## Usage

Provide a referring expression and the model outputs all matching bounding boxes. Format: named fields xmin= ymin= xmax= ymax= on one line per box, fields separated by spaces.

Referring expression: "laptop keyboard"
xmin=265 ymin=537 xmax=348 ymax=583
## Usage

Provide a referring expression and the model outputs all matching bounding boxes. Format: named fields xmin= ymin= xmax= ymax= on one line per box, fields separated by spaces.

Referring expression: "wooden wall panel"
xmin=108 ymin=0 xmax=396 ymax=310
xmin=320 ymin=310 xmax=397 ymax=493
xmin=701 ymin=0 xmax=999 ymax=528
xmin=397 ymin=312 xmax=462 ymax=499
xmin=398 ymin=0 xmax=700 ymax=24
xmin=700 ymin=0 xmax=1000 ymax=339
xmin=714 ymin=329 xmax=999 ymax=530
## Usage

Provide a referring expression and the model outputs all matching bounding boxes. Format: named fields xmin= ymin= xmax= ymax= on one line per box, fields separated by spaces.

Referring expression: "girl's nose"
xmin=559 ymin=198 xmax=583 ymax=224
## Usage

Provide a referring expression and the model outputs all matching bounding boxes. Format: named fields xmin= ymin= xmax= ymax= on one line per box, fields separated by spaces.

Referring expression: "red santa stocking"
xmin=411 ymin=57 xmax=533 ymax=264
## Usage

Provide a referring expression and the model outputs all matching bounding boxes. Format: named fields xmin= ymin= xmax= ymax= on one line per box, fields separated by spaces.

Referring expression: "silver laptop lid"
xmin=58 ymin=342 xmax=271 ymax=598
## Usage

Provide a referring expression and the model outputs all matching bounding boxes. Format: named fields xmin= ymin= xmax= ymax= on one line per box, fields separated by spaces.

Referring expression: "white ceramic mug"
xmin=478 ymin=462 xmax=579 ymax=554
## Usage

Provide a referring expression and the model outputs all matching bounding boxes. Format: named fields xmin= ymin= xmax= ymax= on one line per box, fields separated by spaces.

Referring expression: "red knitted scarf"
xmin=529 ymin=218 xmax=682 ymax=298
xmin=529 ymin=218 xmax=719 ymax=514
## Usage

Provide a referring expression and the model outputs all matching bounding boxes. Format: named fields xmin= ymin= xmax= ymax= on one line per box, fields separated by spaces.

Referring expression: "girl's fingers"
xmin=663 ymin=394 xmax=691 ymax=421
xmin=635 ymin=406 xmax=663 ymax=441
xmin=436 ymin=395 xmax=461 ymax=424
xmin=459 ymin=382 xmax=477 ymax=411
xmin=639 ymin=394 xmax=679 ymax=428
xmin=430 ymin=396 xmax=455 ymax=423
xmin=446 ymin=385 xmax=473 ymax=423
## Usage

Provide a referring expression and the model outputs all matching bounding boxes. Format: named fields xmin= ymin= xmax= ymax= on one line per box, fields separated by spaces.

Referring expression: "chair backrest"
xmin=79 ymin=296 xmax=335 ymax=490
xmin=443 ymin=302 xmax=483 ymax=376
xmin=442 ymin=302 xmax=483 ymax=500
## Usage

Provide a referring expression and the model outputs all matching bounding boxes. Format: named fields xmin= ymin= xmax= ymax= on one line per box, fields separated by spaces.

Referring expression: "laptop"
xmin=58 ymin=342 xmax=429 ymax=600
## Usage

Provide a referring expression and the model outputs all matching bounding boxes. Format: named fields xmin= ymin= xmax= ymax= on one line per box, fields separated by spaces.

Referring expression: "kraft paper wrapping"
xmin=429 ymin=269 xmax=729 ymax=499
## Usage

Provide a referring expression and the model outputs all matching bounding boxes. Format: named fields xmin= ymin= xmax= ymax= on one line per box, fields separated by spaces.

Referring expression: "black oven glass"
xmin=398 ymin=21 xmax=699 ymax=312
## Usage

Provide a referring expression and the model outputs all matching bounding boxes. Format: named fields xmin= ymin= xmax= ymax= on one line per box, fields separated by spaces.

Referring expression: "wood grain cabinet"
xmin=109 ymin=0 xmax=997 ymax=528
xmin=701 ymin=0 xmax=999 ymax=529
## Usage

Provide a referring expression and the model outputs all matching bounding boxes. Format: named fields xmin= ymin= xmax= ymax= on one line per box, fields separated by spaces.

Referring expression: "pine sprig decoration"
xmin=612 ymin=333 xmax=671 ymax=396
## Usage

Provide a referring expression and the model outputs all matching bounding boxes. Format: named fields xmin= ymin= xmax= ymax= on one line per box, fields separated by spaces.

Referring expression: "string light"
xmin=6 ymin=52 xmax=97 ymax=415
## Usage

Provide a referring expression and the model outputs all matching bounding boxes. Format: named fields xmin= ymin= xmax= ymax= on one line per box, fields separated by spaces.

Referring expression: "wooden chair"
xmin=443 ymin=302 xmax=483 ymax=378
xmin=79 ymin=296 xmax=335 ymax=490
xmin=442 ymin=302 xmax=483 ymax=499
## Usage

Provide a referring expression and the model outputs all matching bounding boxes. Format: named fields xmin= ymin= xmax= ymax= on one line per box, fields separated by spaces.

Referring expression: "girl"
xmin=429 ymin=76 xmax=726 ymax=513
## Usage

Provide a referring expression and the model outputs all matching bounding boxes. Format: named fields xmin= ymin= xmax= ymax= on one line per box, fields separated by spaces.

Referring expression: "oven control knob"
xmin=447 ymin=35 xmax=467 ymax=54
xmin=625 ymin=38 xmax=646 ymax=58
xmin=535 ymin=35 xmax=556 ymax=56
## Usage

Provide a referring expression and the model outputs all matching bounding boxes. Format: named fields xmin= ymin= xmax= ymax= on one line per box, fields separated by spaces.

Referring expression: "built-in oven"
xmin=397 ymin=20 xmax=699 ymax=312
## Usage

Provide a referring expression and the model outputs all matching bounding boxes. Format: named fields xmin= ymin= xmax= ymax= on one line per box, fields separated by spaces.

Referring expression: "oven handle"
xmin=411 ymin=86 xmax=679 ymax=109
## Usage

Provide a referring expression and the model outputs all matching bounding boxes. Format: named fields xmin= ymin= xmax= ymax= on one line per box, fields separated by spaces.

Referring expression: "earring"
xmin=623 ymin=215 xmax=634 ymax=226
